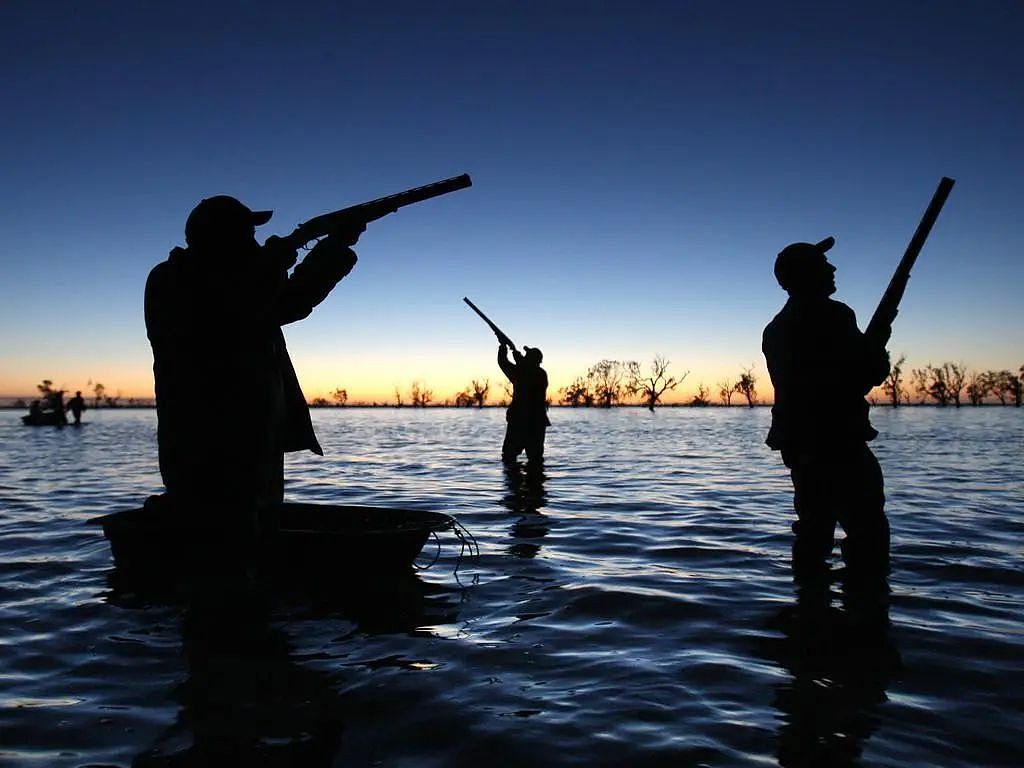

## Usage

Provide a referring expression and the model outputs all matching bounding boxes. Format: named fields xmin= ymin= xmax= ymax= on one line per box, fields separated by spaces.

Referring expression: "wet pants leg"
xmin=786 ymin=443 xmax=889 ymax=580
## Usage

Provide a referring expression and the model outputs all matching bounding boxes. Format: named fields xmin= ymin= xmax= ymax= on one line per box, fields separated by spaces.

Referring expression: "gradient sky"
xmin=1 ymin=1 xmax=1020 ymax=403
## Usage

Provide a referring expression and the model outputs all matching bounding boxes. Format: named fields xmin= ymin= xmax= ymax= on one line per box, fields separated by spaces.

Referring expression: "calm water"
xmin=0 ymin=407 xmax=1021 ymax=767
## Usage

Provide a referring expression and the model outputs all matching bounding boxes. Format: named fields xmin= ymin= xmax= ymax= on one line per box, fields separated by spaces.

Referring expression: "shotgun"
xmin=865 ymin=176 xmax=955 ymax=347
xmin=463 ymin=297 xmax=518 ymax=350
xmin=280 ymin=173 xmax=472 ymax=249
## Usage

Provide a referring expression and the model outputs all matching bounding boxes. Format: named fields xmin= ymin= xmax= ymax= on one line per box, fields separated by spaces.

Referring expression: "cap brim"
xmin=252 ymin=210 xmax=273 ymax=226
xmin=815 ymin=236 xmax=835 ymax=252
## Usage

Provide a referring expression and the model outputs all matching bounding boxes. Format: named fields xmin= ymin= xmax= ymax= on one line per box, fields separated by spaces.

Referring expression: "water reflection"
xmin=104 ymin=569 xmax=462 ymax=766
xmin=502 ymin=461 xmax=549 ymax=559
xmin=762 ymin=575 xmax=901 ymax=767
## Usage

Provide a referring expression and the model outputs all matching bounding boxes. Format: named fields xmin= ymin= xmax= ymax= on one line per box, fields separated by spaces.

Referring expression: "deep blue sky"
xmin=1 ymin=1 xmax=1020 ymax=401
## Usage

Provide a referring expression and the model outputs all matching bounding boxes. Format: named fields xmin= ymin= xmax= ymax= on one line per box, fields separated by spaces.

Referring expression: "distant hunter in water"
xmin=762 ymin=237 xmax=891 ymax=583
xmin=144 ymin=195 xmax=362 ymax=532
xmin=498 ymin=343 xmax=550 ymax=465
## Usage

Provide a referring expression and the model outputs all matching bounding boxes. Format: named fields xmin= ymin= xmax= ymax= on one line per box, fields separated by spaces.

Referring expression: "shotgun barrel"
xmin=281 ymin=173 xmax=472 ymax=249
xmin=865 ymin=176 xmax=955 ymax=347
xmin=463 ymin=297 xmax=517 ymax=349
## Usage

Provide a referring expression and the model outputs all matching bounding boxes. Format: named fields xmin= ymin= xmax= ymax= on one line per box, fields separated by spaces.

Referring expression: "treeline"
xmin=558 ymin=357 xmax=761 ymax=410
xmin=877 ymin=358 xmax=1024 ymax=407
xmin=9 ymin=380 xmax=152 ymax=409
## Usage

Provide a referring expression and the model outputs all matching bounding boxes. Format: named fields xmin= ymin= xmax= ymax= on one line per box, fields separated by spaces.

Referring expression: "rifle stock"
xmin=280 ymin=173 xmax=472 ymax=249
xmin=865 ymin=176 xmax=955 ymax=347
xmin=463 ymin=297 xmax=517 ymax=350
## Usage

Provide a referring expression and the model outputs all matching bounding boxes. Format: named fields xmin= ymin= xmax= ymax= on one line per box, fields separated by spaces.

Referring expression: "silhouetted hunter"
xmin=66 ymin=390 xmax=86 ymax=425
xmin=498 ymin=343 xmax=550 ymax=464
xmin=145 ymin=195 xmax=362 ymax=529
xmin=463 ymin=297 xmax=550 ymax=464
xmin=762 ymin=237 xmax=891 ymax=581
xmin=762 ymin=179 xmax=956 ymax=583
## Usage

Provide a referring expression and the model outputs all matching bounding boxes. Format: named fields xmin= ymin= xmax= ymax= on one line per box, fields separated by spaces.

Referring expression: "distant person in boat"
xmin=28 ymin=400 xmax=42 ymax=421
xmin=66 ymin=391 xmax=86 ymax=425
xmin=498 ymin=342 xmax=550 ymax=464
xmin=762 ymin=237 xmax=891 ymax=584
xmin=145 ymin=194 xmax=362 ymax=526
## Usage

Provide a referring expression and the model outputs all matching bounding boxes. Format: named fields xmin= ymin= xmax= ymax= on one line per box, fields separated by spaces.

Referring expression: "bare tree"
xmin=93 ymin=382 xmax=106 ymax=408
xmin=717 ymin=378 xmax=735 ymax=406
xmin=944 ymin=362 xmax=967 ymax=407
xmin=966 ymin=371 xmax=989 ymax=405
xmin=588 ymin=360 xmax=626 ymax=407
xmin=734 ymin=365 xmax=758 ymax=407
xmin=987 ymin=370 xmax=1019 ymax=406
xmin=471 ymin=379 xmax=489 ymax=408
xmin=310 ymin=396 xmax=329 ymax=407
xmin=454 ymin=390 xmax=474 ymax=407
xmin=410 ymin=381 xmax=432 ymax=407
xmin=626 ymin=355 xmax=688 ymax=412
xmin=690 ymin=383 xmax=710 ymax=406
xmin=881 ymin=354 xmax=907 ymax=407
xmin=560 ymin=376 xmax=594 ymax=407
xmin=331 ymin=388 xmax=348 ymax=406
xmin=394 ymin=386 xmax=404 ymax=407
xmin=912 ymin=364 xmax=950 ymax=406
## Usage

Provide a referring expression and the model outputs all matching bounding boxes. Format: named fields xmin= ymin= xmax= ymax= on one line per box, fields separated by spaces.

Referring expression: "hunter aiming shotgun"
xmin=463 ymin=297 xmax=518 ymax=351
xmin=865 ymin=176 xmax=955 ymax=348
xmin=279 ymin=173 xmax=472 ymax=250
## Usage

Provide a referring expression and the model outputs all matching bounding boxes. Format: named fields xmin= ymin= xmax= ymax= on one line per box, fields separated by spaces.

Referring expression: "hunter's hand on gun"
xmin=263 ymin=234 xmax=299 ymax=271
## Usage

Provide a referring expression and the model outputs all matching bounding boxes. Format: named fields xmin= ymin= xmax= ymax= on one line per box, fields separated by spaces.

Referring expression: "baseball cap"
xmin=774 ymin=236 xmax=835 ymax=289
xmin=185 ymin=195 xmax=273 ymax=246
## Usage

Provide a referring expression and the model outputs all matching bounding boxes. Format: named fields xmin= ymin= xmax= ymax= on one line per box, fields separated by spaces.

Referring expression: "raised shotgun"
xmin=463 ymin=297 xmax=518 ymax=350
xmin=865 ymin=176 xmax=955 ymax=348
xmin=279 ymin=173 xmax=472 ymax=249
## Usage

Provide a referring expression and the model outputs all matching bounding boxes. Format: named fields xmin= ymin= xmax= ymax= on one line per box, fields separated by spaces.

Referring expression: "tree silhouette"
xmin=690 ymin=383 xmax=710 ymax=406
xmin=912 ymin=364 xmax=953 ymax=406
xmin=559 ymin=376 xmax=594 ymax=407
xmin=410 ymin=381 xmax=432 ymax=407
xmin=393 ymin=387 xmax=403 ymax=407
xmin=881 ymin=354 xmax=907 ymax=407
xmin=717 ymin=378 xmax=735 ymax=406
xmin=453 ymin=390 xmax=474 ymax=407
xmin=987 ymin=370 xmax=1020 ymax=405
xmin=626 ymin=355 xmax=688 ymax=412
xmin=944 ymin=362 xmax=967 ymax=407
xmin=966 ymin=371 xmax=989 ymax=405
xmin=470 ymin=379 xmax=489 ymax=408
xmin=588 ymin=360 xmax=626 ymax=407
xmin=93 ymin=382 xmax=106 ymax=408
xmin=310 ymin=396 xmax=329 ymax=407
xmin=734 ymin=365 xmax=758 ymax=407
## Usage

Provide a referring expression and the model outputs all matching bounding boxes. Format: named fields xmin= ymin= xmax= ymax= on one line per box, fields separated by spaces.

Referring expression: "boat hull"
xmin=89 ymin=502 xmax=454 ymax=581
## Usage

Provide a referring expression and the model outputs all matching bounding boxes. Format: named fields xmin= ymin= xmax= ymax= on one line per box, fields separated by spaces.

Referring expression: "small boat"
xmin=90 ymin=502 xmax=461 ymax=582
xmin=22 ymin=411 xmax=67 ymax=426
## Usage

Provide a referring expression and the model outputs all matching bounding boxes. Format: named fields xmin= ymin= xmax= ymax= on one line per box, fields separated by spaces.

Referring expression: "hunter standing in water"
xmin=762 ymin=237 xmax=891 ymax=583
xmin=498 ymin=342 xmax=550 ymax=464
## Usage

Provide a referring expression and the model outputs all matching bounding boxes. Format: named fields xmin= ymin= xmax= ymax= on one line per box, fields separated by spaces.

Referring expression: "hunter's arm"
xmin=274 ymin=238 xmax=357 ymax=326
xmin=498 ymin=345 xmax=516 ymax=379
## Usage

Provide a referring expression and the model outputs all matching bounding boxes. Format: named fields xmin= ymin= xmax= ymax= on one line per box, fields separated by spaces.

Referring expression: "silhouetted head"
xmin=774 ymin=237 xmax=837 ymax=298
xmin=523 ymin=346 xmax=543 ymax=366
xmin=75 ymin=391 xmax=81 ymax=397
xmin=185 ymin=195 xmax=272 ymax=250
